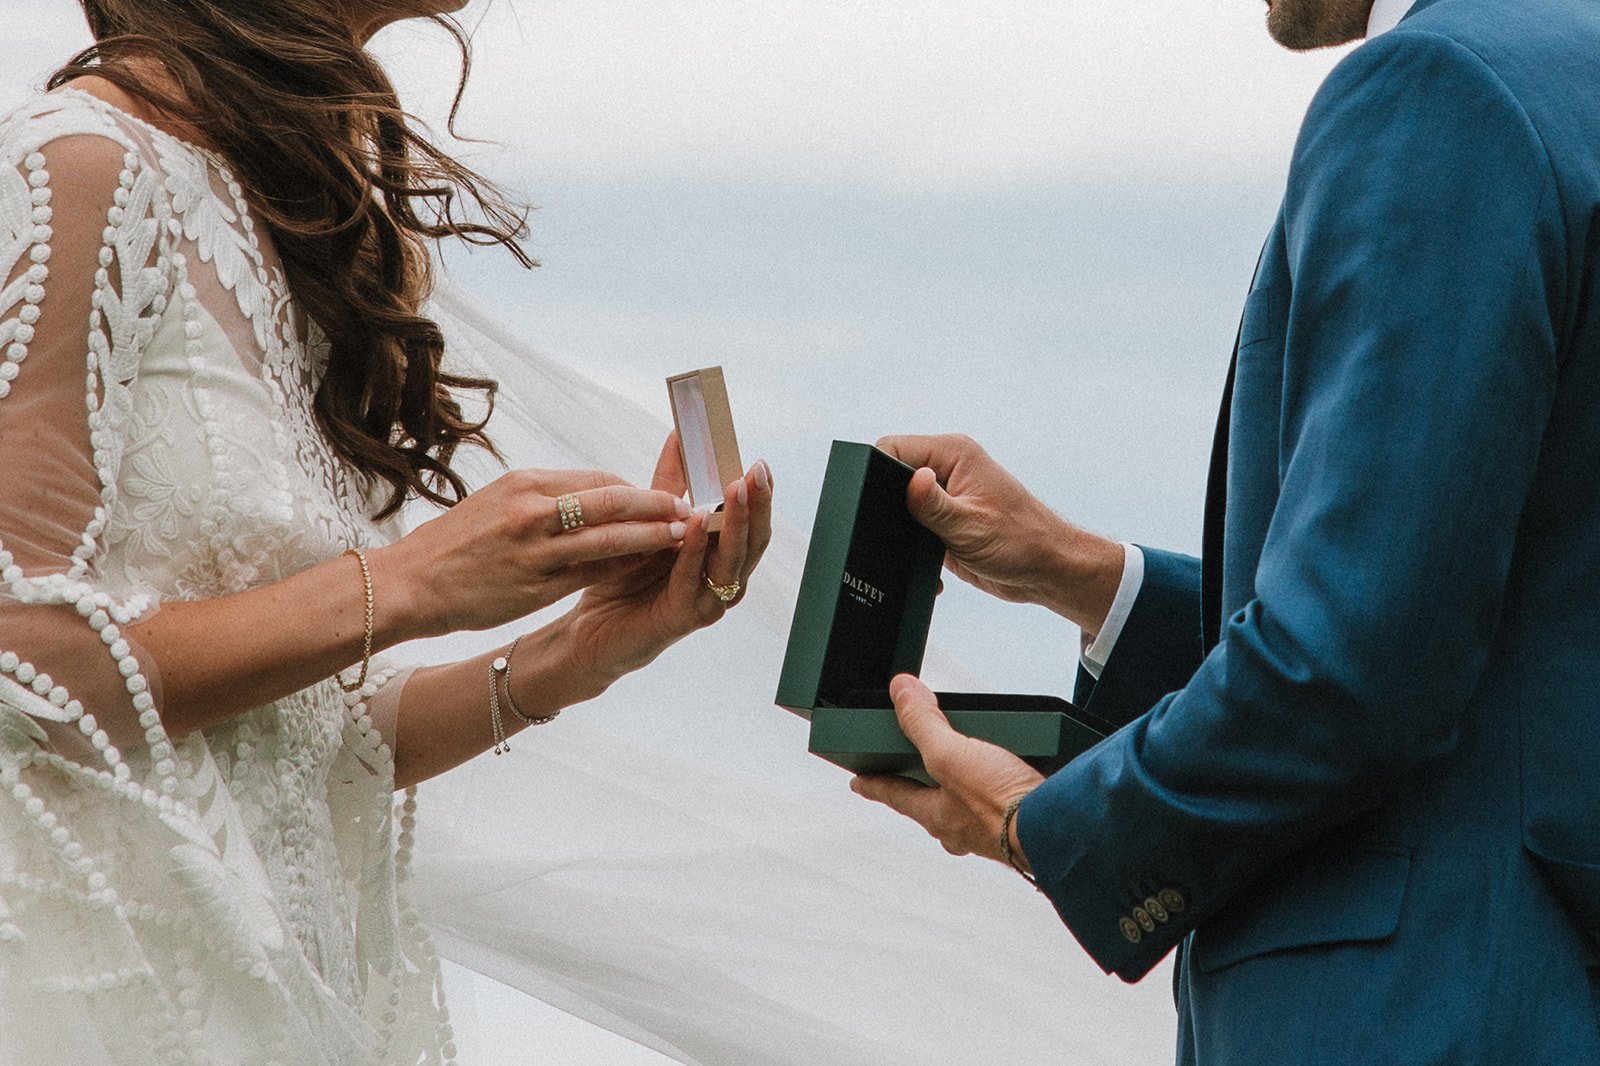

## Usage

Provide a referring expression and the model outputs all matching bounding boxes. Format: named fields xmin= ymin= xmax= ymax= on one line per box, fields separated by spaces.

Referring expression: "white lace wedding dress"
xmin=0 ymin=86 xmax=1174 ymax=1066
xmin=0 ymin=89 xmax=451 ymax=1065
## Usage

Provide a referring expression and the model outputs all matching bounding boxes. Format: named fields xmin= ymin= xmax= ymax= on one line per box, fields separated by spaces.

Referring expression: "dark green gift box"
xmin=776 ymin=441 xmax=1114 ymax=784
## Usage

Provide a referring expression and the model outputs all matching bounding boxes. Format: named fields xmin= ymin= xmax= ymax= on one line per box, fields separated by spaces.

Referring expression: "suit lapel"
xmin=1201 ymin=345 xmax=1237 ymax=654
xmin=1202 ymin=244 xmax=1268 ymax=653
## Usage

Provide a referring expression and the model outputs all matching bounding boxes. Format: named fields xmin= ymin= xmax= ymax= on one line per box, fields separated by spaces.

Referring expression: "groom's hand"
xmin=851 ymin=675 xmax=1044 ymax=869
xmin=875 ymin=433 xmax=1123 ymax=635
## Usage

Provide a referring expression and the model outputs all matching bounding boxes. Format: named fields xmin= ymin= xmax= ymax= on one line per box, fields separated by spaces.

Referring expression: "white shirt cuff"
xmin=1080 ymin=544 xmax=1145 ymax=681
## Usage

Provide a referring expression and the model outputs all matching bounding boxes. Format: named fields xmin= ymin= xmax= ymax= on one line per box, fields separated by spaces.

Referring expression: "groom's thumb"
xmin=907 ymin=467 xmax=964 ymax=537
xmin=890 ymin=674 xmax=956 ymax=778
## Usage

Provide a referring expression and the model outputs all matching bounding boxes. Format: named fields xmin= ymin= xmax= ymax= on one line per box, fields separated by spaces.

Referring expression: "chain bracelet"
xmin=1000 ymin=796 xmax=1038 ymax=887
xmin=498 ymin=635 xmax=561 ymax=727
xmin=338 ymin=548 xmax=373 ymax=694
xmin=487 ymin=654 xmax=509 ymax=755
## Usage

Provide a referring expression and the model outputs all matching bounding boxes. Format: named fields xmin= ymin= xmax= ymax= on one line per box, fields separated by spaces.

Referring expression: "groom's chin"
xmin=1265 ymin=0 xmax=1373 ymax=51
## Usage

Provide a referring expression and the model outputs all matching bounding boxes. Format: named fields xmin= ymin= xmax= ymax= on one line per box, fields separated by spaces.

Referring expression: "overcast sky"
xmin=368 ymin=0 xmax=1349 ymax=700
xmin=7 ymin=2 xmax=1356 ymax=1061
xmin=376 ymin=0 xmax=1338 ymax=186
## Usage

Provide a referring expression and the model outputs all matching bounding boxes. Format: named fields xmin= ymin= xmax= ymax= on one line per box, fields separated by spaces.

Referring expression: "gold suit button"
xmin=1133 ymin=906 xmax=1156 ymax=933
xmin=1159 ymin=889 xmax=1187 ymax=913
xmin=1144 ymin=897 xmax=1169 ymax=923
xmin=1119 ymin=917 xmax=1143 ymax=944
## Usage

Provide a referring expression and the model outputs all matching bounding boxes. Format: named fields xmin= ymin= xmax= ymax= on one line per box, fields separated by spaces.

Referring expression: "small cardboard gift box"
xmin=776 ymin=441 xmax=1113 ymax=784
xmin=667 ymin=367 xmax=744 ymax=533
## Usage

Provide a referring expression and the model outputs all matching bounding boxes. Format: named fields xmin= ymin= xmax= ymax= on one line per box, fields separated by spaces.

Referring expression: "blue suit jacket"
xmin=1017 ymin=0 xmax=1600 ymax=1059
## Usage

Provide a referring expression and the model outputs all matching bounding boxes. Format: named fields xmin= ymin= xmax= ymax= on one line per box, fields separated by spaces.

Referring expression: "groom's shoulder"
xmin=1291 ymin=0 xmax=1600 ymax=187
xmin=1398 ymin=0 xmax=1600 ymax=88
xmin=1338 ymin=0 xmax=1600 ymax=130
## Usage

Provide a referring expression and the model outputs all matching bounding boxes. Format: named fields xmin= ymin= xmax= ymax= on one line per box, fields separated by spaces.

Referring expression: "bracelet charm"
xmin=487 ymin=636 xmax=560 ymax=754
xmin=488 ymin=655 xmax=509 ymax=755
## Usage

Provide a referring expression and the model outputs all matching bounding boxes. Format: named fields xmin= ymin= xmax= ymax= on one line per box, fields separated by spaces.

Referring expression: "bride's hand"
xmin=371 ymin=467 xmax=691 ymax=638
xmin=560 ymin=433 xmax=774 ymax=683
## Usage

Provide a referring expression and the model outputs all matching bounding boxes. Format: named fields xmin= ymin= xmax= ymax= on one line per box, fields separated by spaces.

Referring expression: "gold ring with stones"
xmin=704 ymin=573 xmax=741 ymax=603
xmin=556 ymin=493 xmax=585 ymax=532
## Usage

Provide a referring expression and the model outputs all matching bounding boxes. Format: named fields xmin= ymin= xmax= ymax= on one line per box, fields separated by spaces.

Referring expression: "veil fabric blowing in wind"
xmin=402 ymin=278 xmax=1172 ymax=1065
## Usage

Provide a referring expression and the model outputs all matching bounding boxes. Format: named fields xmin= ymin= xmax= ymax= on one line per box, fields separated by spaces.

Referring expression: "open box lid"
xmin=667 ymin=366 xmax=744 ymax=533
xmin=776 ymin=441 xmax=946 ymax=719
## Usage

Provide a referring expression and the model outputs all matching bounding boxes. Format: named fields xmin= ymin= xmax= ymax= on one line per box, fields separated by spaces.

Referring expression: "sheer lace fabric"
xmin=0 ymin=90 xmax=450 ymax=1065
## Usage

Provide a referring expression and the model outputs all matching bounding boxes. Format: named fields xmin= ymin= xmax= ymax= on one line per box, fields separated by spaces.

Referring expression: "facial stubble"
xmin=1265 ymin=0 xmax=1375 ymax=50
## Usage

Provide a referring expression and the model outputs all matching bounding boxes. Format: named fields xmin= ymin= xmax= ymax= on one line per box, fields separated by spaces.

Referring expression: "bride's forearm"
xmin=391 ymin=613 xmax=610 ymax=790
xmin=128 ymin=545 xmax=434 ymax=737
xmin=123 ymin=472 xmax=688 ymax=742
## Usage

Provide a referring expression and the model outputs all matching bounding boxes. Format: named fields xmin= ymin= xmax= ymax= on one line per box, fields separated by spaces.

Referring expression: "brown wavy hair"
xmin=50 ymin=1 xmax=533 ymax=519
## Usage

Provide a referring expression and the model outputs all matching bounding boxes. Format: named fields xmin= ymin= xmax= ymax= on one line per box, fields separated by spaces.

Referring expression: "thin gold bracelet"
xmin=338 ymin=548 xmax=374 ymax=694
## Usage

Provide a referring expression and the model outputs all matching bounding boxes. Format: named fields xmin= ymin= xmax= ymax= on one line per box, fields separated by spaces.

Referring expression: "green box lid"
xmin=775 ymin=442 xmax=945 ymax=718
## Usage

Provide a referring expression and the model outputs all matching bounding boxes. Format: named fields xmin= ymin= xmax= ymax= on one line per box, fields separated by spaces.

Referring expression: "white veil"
xmin=400 ymin=279 xmax=1174 ymax=1065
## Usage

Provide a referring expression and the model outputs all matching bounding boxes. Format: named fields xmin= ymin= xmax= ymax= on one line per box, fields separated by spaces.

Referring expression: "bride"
xmin=0 ymin=0 xmax=773 ymax=1061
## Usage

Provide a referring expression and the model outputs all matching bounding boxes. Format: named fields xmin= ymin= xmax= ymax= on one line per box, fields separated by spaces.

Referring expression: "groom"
xmin=853 ymin=0 xmax=1600 ymax=1059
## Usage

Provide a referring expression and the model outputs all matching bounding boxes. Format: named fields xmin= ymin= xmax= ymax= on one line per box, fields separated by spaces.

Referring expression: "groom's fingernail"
xmin=670 ymin=522 xmax=687 ymax=540
xmin=753 ymin=461 xmax=771 ymax=493
xmin=675 ymin=497 xmax=692 ymax=518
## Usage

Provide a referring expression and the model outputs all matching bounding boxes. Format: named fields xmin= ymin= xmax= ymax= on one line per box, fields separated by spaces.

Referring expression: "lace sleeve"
xmin=0 ymin=113 xmax=174 ymax=766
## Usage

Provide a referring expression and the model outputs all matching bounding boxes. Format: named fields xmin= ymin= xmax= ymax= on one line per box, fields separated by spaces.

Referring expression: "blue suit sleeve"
xmin=1071 ymin=548 xmax=1204 ymax=730
xmin=1018 ymin=30 xmax=1565 ymax=981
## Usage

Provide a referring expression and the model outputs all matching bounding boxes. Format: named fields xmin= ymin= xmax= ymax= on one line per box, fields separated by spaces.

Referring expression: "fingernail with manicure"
xmin=753 ymin=461 xmax=770 ymax=493
xmin=762 ymin=459 xmax=773 ymax=488
xmin=675 ymin=497 xmax=691 ymax=518
xmin=670 ymin=522 xmax=687 ymax=540
xmin=736 ymin=478 xmax=749 ymax=506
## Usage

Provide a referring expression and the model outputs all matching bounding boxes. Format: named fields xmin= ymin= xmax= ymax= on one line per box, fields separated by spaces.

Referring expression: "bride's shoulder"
xmin=0 ymin=80 xmax=199 ymax=180
xmin=2 ymin=84 xmax=129 ymax=146
xmin=1 ymin=89 xmax=145 ymax=188
xmin=0 ymin=84 xmax=186 ymax=216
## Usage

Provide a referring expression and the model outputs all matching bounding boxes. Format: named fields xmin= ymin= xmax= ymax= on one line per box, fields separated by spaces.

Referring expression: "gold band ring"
xmin=704 ymin=573 xmax=741 ymax=603
xmin=556 ymin=493 xmax=585 ymax=532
